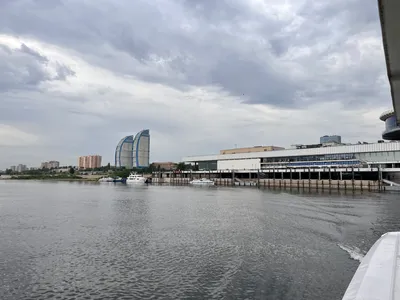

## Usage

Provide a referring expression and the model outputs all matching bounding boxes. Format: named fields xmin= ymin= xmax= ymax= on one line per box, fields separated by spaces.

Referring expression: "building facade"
xmin=78 ymin=155 xmax=102 ymax=169
xmin=152 ymin=162 xmax=177 ymax=171
xmin=41 ymin=161 xmax=60 ymax=169
xmin=320 ymin=135 xmax=341 ymax=145
xmin=183 ymin=142 xmax=400 ymax=171
xmin=16 ymin=164 xmax=27 ymax=172
xmin=380 ymin=109 xmax=400 ymax=140
xmin=115 ymin=129 xmax=150 ymax=168
xmin=220 ymin=145 xmax=284 ymax=155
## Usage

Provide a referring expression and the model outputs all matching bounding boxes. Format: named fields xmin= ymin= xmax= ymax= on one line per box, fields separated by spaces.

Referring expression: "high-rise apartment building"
xmin=41 ymin=161 xmax=60 ymax=169
xmin=16 ymin=164 xmax=27 ymax=172
xmin=78 ymin=155 xmax=102 ymax=169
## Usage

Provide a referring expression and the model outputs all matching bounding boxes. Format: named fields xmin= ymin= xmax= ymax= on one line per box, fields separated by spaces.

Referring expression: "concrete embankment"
xmin=151 ymin=177 xmax=382 ymax=192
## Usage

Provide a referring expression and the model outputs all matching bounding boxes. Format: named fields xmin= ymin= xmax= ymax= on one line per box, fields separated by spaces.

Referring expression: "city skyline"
xmin=0 ymin=0 xmax=393 ymax=170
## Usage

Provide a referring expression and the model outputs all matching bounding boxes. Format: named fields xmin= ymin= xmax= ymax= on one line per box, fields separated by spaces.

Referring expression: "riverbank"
xmin=1 ymin=175 xmax=99 ymax=181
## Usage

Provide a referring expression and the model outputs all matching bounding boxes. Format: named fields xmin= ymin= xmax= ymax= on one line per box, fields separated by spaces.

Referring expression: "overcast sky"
xmin=0 ymin=0 xmax=392 ymax=169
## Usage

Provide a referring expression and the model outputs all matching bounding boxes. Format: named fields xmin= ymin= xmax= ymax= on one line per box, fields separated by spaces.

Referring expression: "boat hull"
xmin=189 ymin=180 xmax=215 ymax=186
xmin=126 ymin=179 xmax=147 ymax=184
xmin=98 ymin=178 xmax=114 ymax=182
xmin=113 ymin=179 xmax=126 ymax=183
xmin=125 ymin=173 xmax=148 ymax=184
xmin=342 ymin=232 xmax=400 ymax=300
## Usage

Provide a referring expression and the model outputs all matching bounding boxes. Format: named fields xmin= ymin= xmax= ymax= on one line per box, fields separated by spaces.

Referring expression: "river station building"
xmin=182 ymin=142 xmax=400 ymax=182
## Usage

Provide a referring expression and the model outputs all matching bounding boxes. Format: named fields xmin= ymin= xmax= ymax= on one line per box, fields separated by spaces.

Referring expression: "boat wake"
xmin=338 ymin=244 xmax=365 ymax=262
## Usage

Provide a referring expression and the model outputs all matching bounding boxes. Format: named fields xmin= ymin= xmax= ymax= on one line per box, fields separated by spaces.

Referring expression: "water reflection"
xmin=1 ymin=181 xmax=400 ymax=300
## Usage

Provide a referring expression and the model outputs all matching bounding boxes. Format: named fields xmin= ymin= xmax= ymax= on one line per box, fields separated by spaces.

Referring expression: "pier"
xmin=150 ymin=167 xmax=399 ymax=192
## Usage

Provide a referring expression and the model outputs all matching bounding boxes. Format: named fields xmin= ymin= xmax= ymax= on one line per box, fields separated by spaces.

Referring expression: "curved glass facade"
xmin=385 ymin=115 xmax=398 ymax=131
xmin=133 ymin=129 xmax=150 ymax=168
xmin=382 ymin=112 xmax=400 ymax=140
xmin=115 ymin=130 xmax=150 ymax=168
xmin=115 ymin=135 xmax=134 ymax=168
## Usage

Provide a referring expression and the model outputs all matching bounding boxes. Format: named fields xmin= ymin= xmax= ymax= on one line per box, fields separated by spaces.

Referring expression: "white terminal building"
xmin=182 ymin=139 xmax=400 ymax=181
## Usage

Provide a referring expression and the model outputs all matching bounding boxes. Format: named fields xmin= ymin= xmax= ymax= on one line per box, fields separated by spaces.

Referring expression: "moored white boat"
xmin=126 ymin=173 xmax=147 ymax=184
xmin=342 ymin=231 xmax=400 ymax=300
xmin=189 ymin=178 xmax=215 ymax=186
xmin=98 ymin=177 xmax=114 ymax=182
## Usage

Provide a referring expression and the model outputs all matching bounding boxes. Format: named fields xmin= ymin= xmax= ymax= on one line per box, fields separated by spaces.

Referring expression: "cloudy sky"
xmin=0 ymin=0 xmax=392 ymax=169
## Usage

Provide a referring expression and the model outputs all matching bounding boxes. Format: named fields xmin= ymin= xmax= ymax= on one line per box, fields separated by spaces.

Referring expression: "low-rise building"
xmin=152 ymin=162 xmax=177 ymax=171
xmin=55 ymin=168 xmax=71 ymax=173
xmin=220 ymin=145 xmax=284 ymax=155
xmin=291 ymin=144 xmax=322 ymax=149
xmin=320 ymin=135 xmax=342 ymax=145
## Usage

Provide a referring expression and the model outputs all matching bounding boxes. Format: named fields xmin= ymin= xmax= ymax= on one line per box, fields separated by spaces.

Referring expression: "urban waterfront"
xmin=1 ymin=182 xmax=400 ymax=300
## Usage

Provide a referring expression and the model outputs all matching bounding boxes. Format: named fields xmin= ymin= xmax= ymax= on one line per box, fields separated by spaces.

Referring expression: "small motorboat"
xmin=113 ymin=177 xmax=126 ymax=183
xmin=189 ymin=178 xmax=215 ymax=186
xmin=342 ymin=231 xmax=400 ymax=300
xmin=126 ymin=173 xmax=147 ymax=184
xmin=98 ymin=177 xmax=114 ymax=182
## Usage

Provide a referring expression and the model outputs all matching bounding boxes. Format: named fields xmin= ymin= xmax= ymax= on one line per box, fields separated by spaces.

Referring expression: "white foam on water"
xmin=338 ymin=244 xmax=365 ymax=262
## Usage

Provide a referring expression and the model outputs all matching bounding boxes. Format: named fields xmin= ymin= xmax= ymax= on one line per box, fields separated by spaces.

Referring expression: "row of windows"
xmin=287 ymin=160 xmax=360 ymax=167
xmin=261 ymin=153 xmax=356 ymax=163
xmin=198 ymin=161 xmax=217 ymax=170
xmin=261 ymin=160 xmax=361 ymax=168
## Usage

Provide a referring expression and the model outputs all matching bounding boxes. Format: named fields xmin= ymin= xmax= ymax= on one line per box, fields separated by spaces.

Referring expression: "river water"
xmin=1 ymin=181 xmax=399 ymax=300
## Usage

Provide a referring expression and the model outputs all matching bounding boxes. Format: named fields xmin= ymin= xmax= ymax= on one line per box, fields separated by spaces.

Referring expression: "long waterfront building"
xmin=115 ymin=129 xmax=150 ymax=169
xmin=182 ymin=142 xmax=400 ymax=171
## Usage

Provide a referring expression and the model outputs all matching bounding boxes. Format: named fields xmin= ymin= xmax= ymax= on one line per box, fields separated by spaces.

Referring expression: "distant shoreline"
xmin=1 ymin=176 xmax=99 ymax=181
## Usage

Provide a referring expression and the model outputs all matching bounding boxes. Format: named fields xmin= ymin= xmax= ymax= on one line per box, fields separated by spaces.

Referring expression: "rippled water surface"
xmin=1 ymin=181 xmax=400 ymax=300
